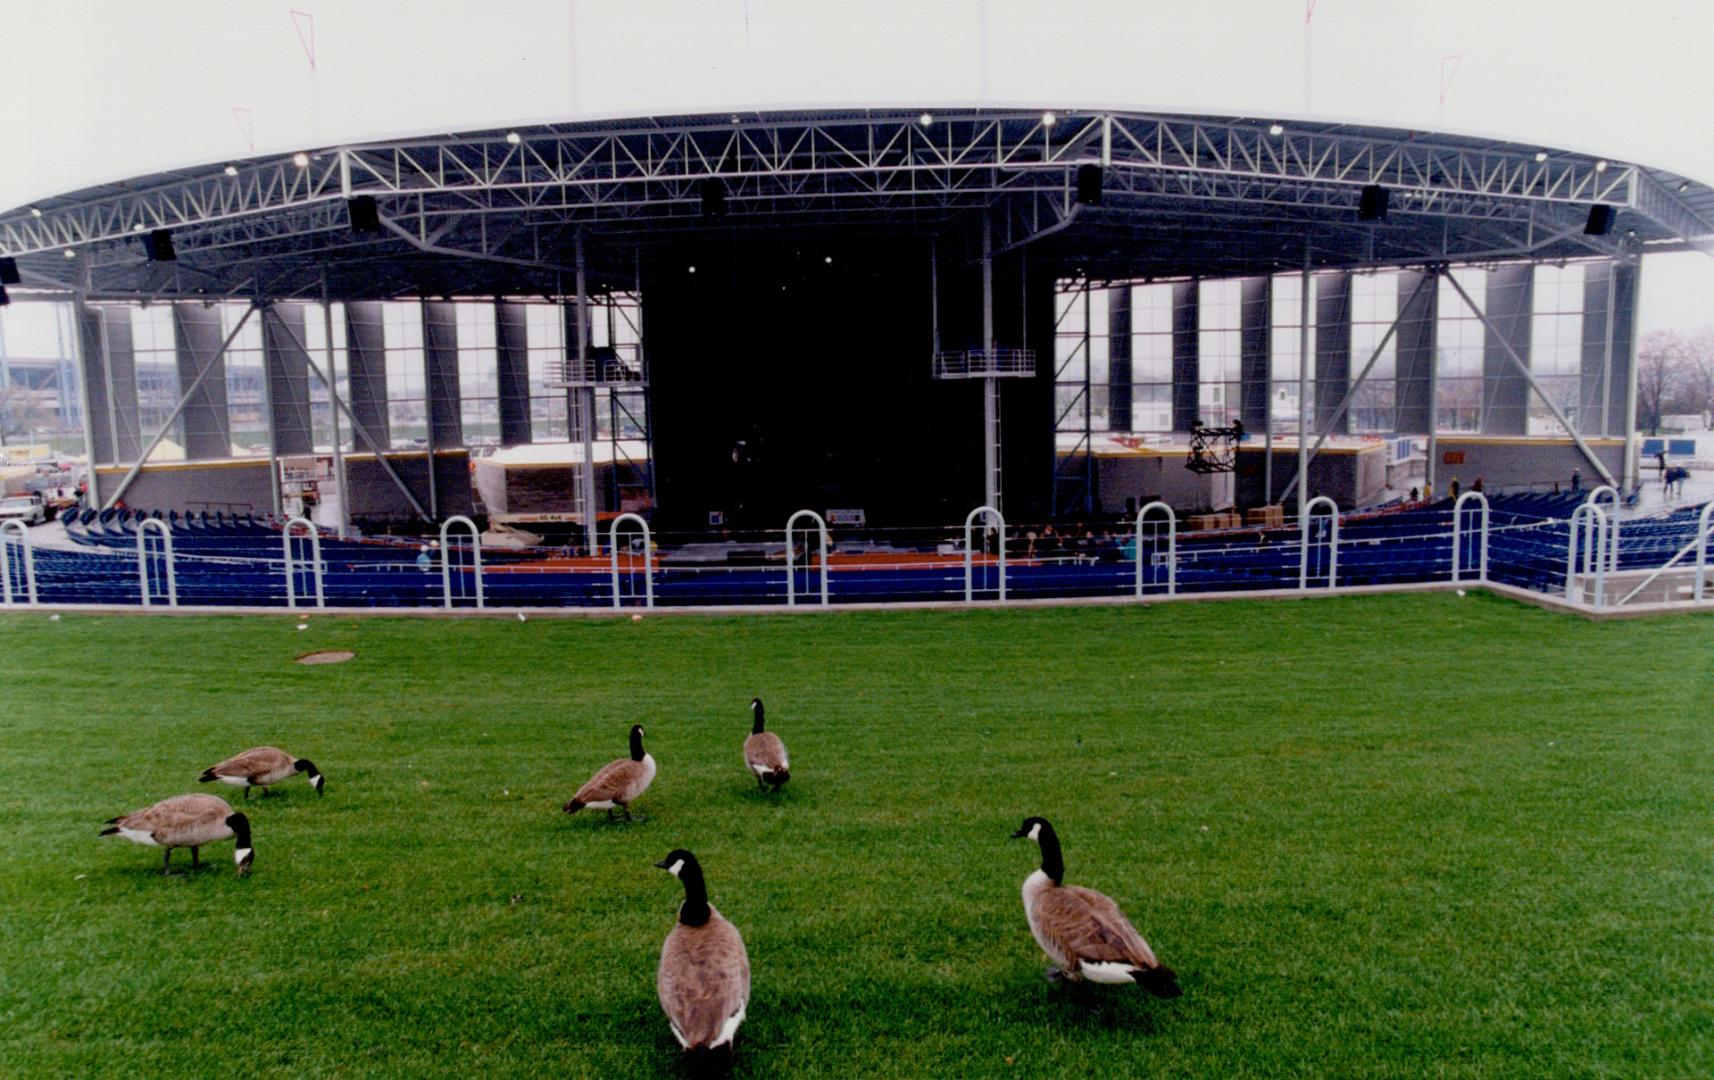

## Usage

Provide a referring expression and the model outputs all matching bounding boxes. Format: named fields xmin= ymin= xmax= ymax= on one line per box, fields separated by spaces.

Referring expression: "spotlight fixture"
xmin=1358 ymin=184 xmax=1389 ymax=222
xmin=1584 ymin=204 xmax=1616 ymax=236
xmin=824 ymin=255 xmax=833 ymax=264
xmin=29 ymin=206 xmax=42 ymax=218
xmin=919 ymin=111 xmax=933 ymax=126
xmin=1041 ymin=111 xmax=1057 ymax=128
xmin=0 ymin=257 xmax=18 ymax=285
xmin=729 ymin=114 xmax=742 ymax=125
xmin=347 ymin=195 xmax=382 ymax=234
xmin=1534 ymin=151 xmax=1547 ymax=163
xmin=224 ymin=164 xmax=239 ymax=177
xmin=1075 ymin=163 xmax=1104 ymax=206
xmin=63 ymin=248 xmax=76 ymax=259
xmin=699 ymin=177 xmax=728 ymax=218
xmin=1268 ymin=123 xmax=1285 ymax=136
xmin=143 ymin=229 xmax=177 ymax=262
xmin=1594 ymin=159 xmax=1608 ymax=172
xmin=1679 ymin=181 xmax=1692 ymax=192
xmin=505 ymin=131 xmax=521 ymax=145
xmin=293 ymin=152 xmax=310 ymax=167
xmin=688 ymin=265 xmax=697 ymax=274
xmin=132 ymin=222 xmax=148 ymax=233
xmin=0 ymin=285 xmax=9 ymax=306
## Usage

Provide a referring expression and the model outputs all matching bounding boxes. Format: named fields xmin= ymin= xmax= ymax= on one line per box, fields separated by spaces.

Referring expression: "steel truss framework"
xmin=3 ymin=110 xmax=1711 ymax=302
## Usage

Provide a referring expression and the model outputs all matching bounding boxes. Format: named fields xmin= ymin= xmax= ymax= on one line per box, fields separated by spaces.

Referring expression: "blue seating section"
xmin=4 ymin=494 xmax=1703 ymax=609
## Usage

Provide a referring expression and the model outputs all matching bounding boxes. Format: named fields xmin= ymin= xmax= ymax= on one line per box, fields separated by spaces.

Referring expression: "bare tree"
xmin=1636 ymin=330 xmax=1690 ymax=435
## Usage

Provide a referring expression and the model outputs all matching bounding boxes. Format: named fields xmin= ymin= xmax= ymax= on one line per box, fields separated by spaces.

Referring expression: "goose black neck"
xmin=629 ymin=728 xmax=645 ymax=762
xmin=677 ymin=861 xmax=711 ymax=926
xmin=1038 ymin=824 xmax=1064 ymax=885
xmin=751 ymin=701 xmax=765 ymax=735
xmin=294 ymin=758 xmax=319 ymax=779
xmin=226 ymin=812 xmax=252 ymax=849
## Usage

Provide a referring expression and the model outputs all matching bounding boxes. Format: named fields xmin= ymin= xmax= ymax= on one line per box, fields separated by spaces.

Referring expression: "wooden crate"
xmin=1245 ymin=505 xmax=1285 ymax=527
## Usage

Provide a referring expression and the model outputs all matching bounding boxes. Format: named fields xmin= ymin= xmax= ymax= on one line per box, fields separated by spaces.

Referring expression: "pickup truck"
xmin=0 ymin=493 xmax=47 ymax=526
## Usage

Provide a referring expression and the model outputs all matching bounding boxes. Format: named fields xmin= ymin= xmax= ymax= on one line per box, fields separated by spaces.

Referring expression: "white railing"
xmin=1566 ymin=503 xmax=1609 ymax=606
xmin=609 ymin=512 xmax=654 ymax=608
xmin=1450 ymin=491 xmax=1490 ymax=583
xmin=1298 ymin=497 xmax=1340 ymax=589
xmin=282 ymin=516 xmax=324 ymax=609
xmin=1133 ymin=501 xmax=1177 ymax=597
xmin=0 ymin=519 xmax=37 ymax=606
xmin=963 ymin=505 xmax=1007 ymax=602
xmin=1584 ymin=486 xmax=1621 ymax=575
xmin=785 ymin=509 xmax=830 ymax=607
xmin=136 ymin=518 xmax=177 ymax=607
xmin=1699 ymin=502 xmax=1714 ymax=603
xmin=439 ymin=515 xmax=485 ymax=609
xmin=932 ymin=349 xmax=1037 ymax=379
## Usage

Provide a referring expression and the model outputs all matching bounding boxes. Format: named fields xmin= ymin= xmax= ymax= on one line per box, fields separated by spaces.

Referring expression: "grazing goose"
xmin=1012 ymin=816 xmax=1180 ymax=995
xmin=563 ymin=724 xmax=656 ymax=821
xmin=743 ymin=697 xmax=790 ymax=792
xmin=100 ymin=793 xmax=254 ymax=876
xmin=198 ymin=746 xmax=324 ymax=799
xmin=655 ymin=849 xmax=750 ymax=1062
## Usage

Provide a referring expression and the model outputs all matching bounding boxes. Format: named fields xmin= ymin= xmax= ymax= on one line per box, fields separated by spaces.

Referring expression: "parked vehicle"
xmin=0 ymin=493 xmax=47 ymax=526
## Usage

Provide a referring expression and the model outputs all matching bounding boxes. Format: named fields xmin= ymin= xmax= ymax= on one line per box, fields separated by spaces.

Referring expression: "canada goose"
xmin=563 ymin=724 xmax=656 ymax=821
xmin=198 ymin=746 xmax=324 ymax=799
xmin=743 ymin=697 xmax=790 ymax=792
xmin=1012 ymin=816 xmax=1180 ymax=995
xmin=655 ymin=849 xmax=750 ymax=1061
xmin=100 ymin=793 xmax=254 ymax=876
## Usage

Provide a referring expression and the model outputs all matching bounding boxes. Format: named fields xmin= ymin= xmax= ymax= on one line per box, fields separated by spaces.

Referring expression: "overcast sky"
xmin=3 ymin=0 xmax=1710 ymax=330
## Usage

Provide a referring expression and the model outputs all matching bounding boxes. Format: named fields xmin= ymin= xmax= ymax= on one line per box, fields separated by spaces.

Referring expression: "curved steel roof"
xmin=3 ymin=108 xmax=1710 ymax=301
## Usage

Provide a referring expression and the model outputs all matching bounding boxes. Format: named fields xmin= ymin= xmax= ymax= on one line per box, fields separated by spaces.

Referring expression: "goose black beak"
xmin=652 ymin=857 xmax=674 ymax=870
xmin=1010 ymin=828 xmax=1028 ymax=839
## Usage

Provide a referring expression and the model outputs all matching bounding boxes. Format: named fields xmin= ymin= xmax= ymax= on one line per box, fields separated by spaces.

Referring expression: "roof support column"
xmin=171 ymin=304 xmax=233 ymax=461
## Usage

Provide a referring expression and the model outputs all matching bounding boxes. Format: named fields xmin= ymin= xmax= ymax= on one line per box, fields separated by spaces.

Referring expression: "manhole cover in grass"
xmin=296 ymin=650 xmax=355 ymax=665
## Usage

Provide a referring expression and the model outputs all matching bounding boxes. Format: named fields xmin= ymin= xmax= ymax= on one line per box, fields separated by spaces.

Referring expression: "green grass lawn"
xmin=2 ymin=593 xmax=1713 ymax=1078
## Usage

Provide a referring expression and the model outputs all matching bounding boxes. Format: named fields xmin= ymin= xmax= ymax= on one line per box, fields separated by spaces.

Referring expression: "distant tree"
xmin=1674 ymin=326 xmax=1714 ymax=424
xmin=1636 ymin=330 xmax=1690 ymax=434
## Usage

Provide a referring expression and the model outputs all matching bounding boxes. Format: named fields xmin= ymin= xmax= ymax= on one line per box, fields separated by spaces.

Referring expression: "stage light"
xmin=688 ymin=265 xmax=697 ymax=274
xmin=824 ymin=255 xmax=833 ymax=264
xmin=0 ymin=257 xmax=18 ymax=285
xmin=144 ymin=229 xmax=177 ymax=262
xmin=29 ymin=206 xmax=42 ymax=218
xmin=1594 ymin=159 xmax=1608 ymax=172
xmin=224 ymin=164 xmax=239 ymax=176
xmin=505 ymin=131 xmax=521 ymax=145
xmin=730 ymin=114 xmax=742 ymax=125
xmin=63 ymin=248 xmax=76 ymax=258
xmin=1268 ymin=123 xmax=1284 ymax=136
xmin=348 ymin=195 xmax=382 ymax=234
xmin=1075 ymin=164 xmax=1104 ymax=206
xmin=919 ymin=112 xmax=933 ymax=126
xmin=293 ymin=152 xmax=310 ymax=167
xmin=1584 ymin=205 xmax=1616 ymax=236
xmin=1358 ymin=184 xmax=1389 ymax=222
xmin=132 ymin=222 xmax=147 ymax=232
xmin=1042 ymin=111 xmax=1057 ymax=128
xmin=1534 ymin=151 xmax=1547 ymax=163
xmin=1680 ymin=181 xmax=1692 ymax=192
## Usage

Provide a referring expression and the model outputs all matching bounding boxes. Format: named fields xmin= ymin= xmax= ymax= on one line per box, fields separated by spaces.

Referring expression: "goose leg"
xmin=622 ymin=805 xmax=645 ymax=823
xmin=1043 ymin=967 xmax=1067 ymax=983
xmin=161 ymin=849 xmax=176 ymax=876
xmin=756 ymin=775 xmax=767 ymax=790
xmin=191 ymin=847 xmax=200 ymax=868
xmin=243 ymin=787 xmax=252 ymax=801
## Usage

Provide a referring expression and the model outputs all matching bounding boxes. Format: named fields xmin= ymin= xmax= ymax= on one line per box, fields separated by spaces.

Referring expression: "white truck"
xmin=0 ymin=493 xmax=47 ymax=526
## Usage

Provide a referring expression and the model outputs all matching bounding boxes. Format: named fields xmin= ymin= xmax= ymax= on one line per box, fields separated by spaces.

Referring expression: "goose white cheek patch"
xmin=234 ymin=847 xmax=253 ymax=865
xmin=667 ymin=859 xmax=685 ymax=878
xmin=1027 ymin=823 xmax=1042 ymax=841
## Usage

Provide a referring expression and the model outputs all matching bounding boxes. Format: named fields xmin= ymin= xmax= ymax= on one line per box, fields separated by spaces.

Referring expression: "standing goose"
xmin=100 ymin=793 xmax=254 ymax=876
xmin=199 ymin=746 xmax=324 ymax=799
xmin=743 ymin=697 xmax=790 ymax=792
xmin=563 ymin=724 xmax=656 ymax=821
xmin=1012 ymin=816 xmax=1180 ymax=995
xmin=655 ymin=849 xmax=750 ymax=1062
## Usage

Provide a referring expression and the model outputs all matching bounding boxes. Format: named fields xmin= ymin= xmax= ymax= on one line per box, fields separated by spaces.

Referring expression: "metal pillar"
xmin=1443 ymin=270 xmax=1616 ymax=487
xmin=1296 ymin=245 xmax=1311 ymax=520
xmin=320 ymin=277 xmax=349 ymax=537
xmin=256 ymin=295 xmax=282 ymax=517
xmin=1426 ymin=269 xmax=1441 ymax=496
xmin=1621 ymin=260 xmax=1643 ymax=492
xmin=70 ymin=291 xmax=102 ymax=507
xmin=576 ymin=232 xmax=599 ymax=555
xmin=1600 ymin=264 xmax=1617 ymax=439
xmin=981 ymin=214 xmax=1000 ymax=512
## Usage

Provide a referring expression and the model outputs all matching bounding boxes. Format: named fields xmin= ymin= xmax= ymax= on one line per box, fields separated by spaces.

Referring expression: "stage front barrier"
xmin=282 ymin=516 xmax=324 ymax=609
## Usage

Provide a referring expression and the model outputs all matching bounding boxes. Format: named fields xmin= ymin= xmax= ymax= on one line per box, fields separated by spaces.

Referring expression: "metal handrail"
xmin=1584 ymin=485 xmax=1620 ymax=575
xmin=439 ymin=515 xmax=485 ymax=609
xmin=282 ymin=516 xmax=324 ymax=609
xmin=1133 ymin=501 xmax=1177 ymax=597
xmin=1566 ymin=503 xmax=1608 ymax=606
xmin=609 ymin=512 xmax=654 ymax=608
xmin=1298 ymin=496 xmax=1339 ymax=589
xmin=0 ymin=519 xmax=37 ymax=605
xmin=963 ymin=505 xmax=1007 ymax=602
xmin=1450 ymin=491 xmax=1490 ymax=583
xmin=136 ymin=517 xmax=177 ymax=607
xmin=1610 ymin=500 xmax=1714 ymax=607
xmin=785 ymin=509 xmax=831 ymax=607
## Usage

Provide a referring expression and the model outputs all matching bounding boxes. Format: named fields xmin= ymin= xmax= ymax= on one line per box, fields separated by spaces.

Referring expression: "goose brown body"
xmin=658 ymin=904 xmax=751 ymax=1051
xmin=564 ymin=724 xmax=655 ymax=818
xmin=100 ymin=793 xmax=254 ymax=875
xmin=1015 ymin=817 xmax=1180 ymax=994
xmin=198 ymin=746 xmax=323 ymax=797
xmin=743 ymin=698 xmax=790 ymax=790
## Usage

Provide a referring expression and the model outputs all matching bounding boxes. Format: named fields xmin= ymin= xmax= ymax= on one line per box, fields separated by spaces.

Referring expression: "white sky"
xmin=2 ymin=0 xmax=1711 ymax=330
